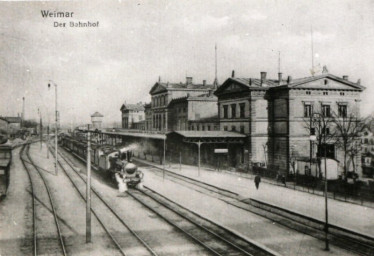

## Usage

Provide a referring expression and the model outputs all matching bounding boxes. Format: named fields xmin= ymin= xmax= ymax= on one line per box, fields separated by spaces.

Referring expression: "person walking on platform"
xmin=254 ymin=174 xmax=261 ymax=190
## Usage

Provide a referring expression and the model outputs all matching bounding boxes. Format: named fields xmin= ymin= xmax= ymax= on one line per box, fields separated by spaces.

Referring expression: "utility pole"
xmin=163 ymin=137 xmax=166 ymax=181
xmin=86 ymin=124 xmax=92 ymax=243
xmin=22 ymin=97 xmax=25 ymax=128
xmin=48 ymin=81 xmax=58 ymax=175
xmin=47 ymin=125 xmax=50 ymax=159
xmin=38 ymin=108 xmax=42 ymax=150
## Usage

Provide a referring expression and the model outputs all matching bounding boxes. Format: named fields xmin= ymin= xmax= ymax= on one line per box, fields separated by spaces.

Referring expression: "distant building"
xmin=167 ymin=92 xmax=218 ymax=131
xmin=149 ymin=77 xmax=217 ymax=132
xmin=120 ymin=102 xmax=145 ymax=129
xmin=91 ymin=112 xmax=104 ymax=130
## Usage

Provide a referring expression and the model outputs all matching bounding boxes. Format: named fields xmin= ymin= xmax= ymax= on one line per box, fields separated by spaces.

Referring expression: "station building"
xmin=215 ymin=70 xmax=365 ymax=175
xmin=149 ymin=77 xmax=217 ymax=132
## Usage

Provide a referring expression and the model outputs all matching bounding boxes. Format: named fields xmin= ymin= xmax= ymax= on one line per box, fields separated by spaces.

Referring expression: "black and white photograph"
xmin=0 ymin=1 xmax=374 ymax=255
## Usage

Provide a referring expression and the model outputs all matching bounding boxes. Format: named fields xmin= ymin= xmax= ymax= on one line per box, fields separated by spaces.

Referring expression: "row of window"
xmin=223 ymin=125 xmax=245 ymax=133
xmin=152 ymin=95 xmax=167 ymax=107
xmin=304 ymin=104 xmax=347 ymax=118
xmin=305 ymin=91 xmax=345 ymax=96
xmin=152 ymin=114 xmax=166 ymax=130
xmin=222 ymin=103 xmax=246 ymax=119
xmin=189 ymin=125 xmax=213 ymax=131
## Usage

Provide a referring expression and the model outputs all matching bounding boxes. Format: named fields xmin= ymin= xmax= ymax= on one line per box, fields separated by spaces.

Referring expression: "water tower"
xmin=91 ymin=112 xmax=104 ymax=129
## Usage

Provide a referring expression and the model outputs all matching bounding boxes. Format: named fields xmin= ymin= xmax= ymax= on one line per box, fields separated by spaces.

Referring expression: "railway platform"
xmin=134 ymin=157 xmax=374 ymax=238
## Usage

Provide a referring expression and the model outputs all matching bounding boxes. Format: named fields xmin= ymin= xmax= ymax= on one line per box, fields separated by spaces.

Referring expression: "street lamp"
xmin=48 ymin=81 xmax=58 ymax=175
xmin=311 ymin=113 xmax=329 ymax=251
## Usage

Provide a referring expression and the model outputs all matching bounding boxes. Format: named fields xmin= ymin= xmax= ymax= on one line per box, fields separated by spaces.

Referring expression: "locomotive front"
xmin=123 ymin=162 xmax=144 ymax=188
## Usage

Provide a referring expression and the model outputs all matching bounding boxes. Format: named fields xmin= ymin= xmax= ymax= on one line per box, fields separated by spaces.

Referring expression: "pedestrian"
xmin=281 ymin=174 xmax=286 ymax=187
xmin=254 ymin=174 xmax=261 ymax=190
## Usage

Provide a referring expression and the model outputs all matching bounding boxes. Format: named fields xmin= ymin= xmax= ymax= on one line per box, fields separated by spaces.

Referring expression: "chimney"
xmin=343 ymin=75 xmax=349 ymax=81
xmin=203 ymin=80 xmax=206 ymax=86
xmin=186 ymin=77 xmax=193 ymax=85
xmin=260 ymin=72 xmax=267 ymax=85
xmin=278 ymin=72 xmax=283 ymax=85
xmin=357 ymin=79 xmax=361 ymax=85
xmin=232 ymin=70 xmax=235 ymax=78
xmin=287 ymin=76 xmax=292 ymax=84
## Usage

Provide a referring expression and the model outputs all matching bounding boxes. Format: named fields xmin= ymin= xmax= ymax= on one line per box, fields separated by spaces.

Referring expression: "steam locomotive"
xmin=60 ymin=135 xmax=144 ymax=189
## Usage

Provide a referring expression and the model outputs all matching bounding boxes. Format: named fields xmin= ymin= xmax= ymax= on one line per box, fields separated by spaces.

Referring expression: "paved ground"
xmin=141 ymin=165 xmax=358 ymax=256
xmin=134 ymin=157 xmax=374 ymax=238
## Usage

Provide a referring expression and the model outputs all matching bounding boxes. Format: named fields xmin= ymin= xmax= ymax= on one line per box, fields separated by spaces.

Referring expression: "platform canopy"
xmin=169 ymin=131 xmax=246 ymax=144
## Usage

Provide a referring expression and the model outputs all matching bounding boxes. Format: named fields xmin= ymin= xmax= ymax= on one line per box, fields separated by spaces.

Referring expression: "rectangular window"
xmin=338 ymin=105 xmax=347 ymax=118
xmin=207 ymin=125 xmax=211 ymax=131
xmin=231 ymin=104 xmax=236 ymax=118
xmin=240 ymin=125 xmax=245 ymax=133
xmin=224 ymin=126 xmax=228 ymax=131
xmin=239 ymin=103 xmax=245 ymax=118
xmin=223 ymin=105 xmax=228 ymax=118
xmin=322 ymin=105 xmax=331 ymax=117
xmin=202 ymin=126 xmax=205 ymax=131
xmin=304 ymin=104 xmax=312 ymax=117
xmin=232 ymin=126 xmax=236 ymax=131
xmin=197 ymin=125 xmax=200 ymax=131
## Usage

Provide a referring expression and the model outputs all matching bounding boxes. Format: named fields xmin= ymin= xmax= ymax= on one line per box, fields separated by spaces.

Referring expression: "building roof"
xmin=103 ymin=130 xmax=166 ymax=140
xmin=168 ymin=93 xmax=217 ymax=107
xmin=91 ymin=112 xmax=104 ymax=117
xmin=215 ymin=73 xmax=365 ymax=96
xmin=172 ymin=131 xmax=246 ymax=138
xmin=120 ymin=103 xmax=145 ymax=112
xmin=3 ymin=117 xmax=21 ymax=123
xmin=150 ymin=81 xmax=214 ymax=95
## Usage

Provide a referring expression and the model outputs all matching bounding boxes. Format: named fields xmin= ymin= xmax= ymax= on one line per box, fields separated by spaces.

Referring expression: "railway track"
xmin=127 ymin=187 xmax=276 ymax=256
xmin=48 ymin=144 xmax=158 ymax=256
xmin=58 ymin=144 xmax=279 ymax=256
xmin=19 ymin=143 xmax=67 ymax=256
xmin=136 ymin=159 xmax=374 ymax=256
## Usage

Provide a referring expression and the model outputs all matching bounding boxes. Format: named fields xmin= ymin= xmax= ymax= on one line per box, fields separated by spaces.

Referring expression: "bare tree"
xmin=304 ymin=111 xmax=335 ymax=177
xmin=332 ymin=113 xmax=367 ymax=180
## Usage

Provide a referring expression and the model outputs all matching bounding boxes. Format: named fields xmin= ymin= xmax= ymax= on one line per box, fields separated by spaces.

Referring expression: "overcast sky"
xmin=1 ymin=0 xmax=374 ymax=125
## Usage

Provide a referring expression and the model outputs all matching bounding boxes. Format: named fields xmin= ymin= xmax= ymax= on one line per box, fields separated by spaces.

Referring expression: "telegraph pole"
xmin=48 ymin=81 xmax=58 ymax=175
xmin=86 ymin=124 xmax=92 ymax=243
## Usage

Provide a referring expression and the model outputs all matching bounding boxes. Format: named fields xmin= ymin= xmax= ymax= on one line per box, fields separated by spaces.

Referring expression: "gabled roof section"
xmin=149 ymin=81 xmax=214 ymax=95
xmin=214 ymin=77 xmax=278 ymax=96
xmin=120 ymin=103 xmax=145 ymax=112
xmin=276 ymin=74 xmax=365 ymax=91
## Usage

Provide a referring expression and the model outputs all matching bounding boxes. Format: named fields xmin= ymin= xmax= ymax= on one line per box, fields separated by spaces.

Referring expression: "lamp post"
xmin=48 ymin=81 xmax=58 ymax=175
xmin=312 ymin=113 xmax=329 ymax=251
xmin=86 ymin=124 xmax=92 ymax=243
xmin=323 ymin=124 xmax=329 ymax=251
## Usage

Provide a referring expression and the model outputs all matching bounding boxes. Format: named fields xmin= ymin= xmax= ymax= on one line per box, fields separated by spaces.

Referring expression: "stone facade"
xmin=167 ymin=92 xmax=218 ymax=131
xmin=120 ymin=102 xmax=145 ymax=129
xmin=149 ymin=77 xmax=216 ymax=132
xmin=216 ymin=72 xmax=365 ymax=175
